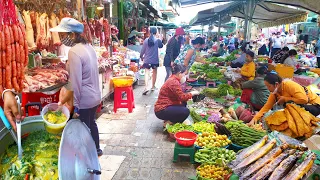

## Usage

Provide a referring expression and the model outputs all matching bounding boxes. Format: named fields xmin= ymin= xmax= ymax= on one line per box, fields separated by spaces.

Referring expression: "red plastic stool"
xmin=114 ymin=86 xmax=135 ymax=113
xmin=206 ymin=81 xmax=216 ymax=88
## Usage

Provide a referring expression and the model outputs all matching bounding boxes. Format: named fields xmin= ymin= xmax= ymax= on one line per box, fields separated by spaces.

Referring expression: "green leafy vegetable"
xmin=166 ymin=123 xmax=193 ymax=133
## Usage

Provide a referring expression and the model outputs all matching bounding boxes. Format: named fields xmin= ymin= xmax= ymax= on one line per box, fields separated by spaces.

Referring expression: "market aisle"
xmin=97 ymin=67 xmax=197 ymax=180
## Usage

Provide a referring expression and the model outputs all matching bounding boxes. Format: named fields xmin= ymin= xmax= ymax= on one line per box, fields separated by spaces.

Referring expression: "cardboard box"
xmin=303 ymin=135 xmax=320 ymax=150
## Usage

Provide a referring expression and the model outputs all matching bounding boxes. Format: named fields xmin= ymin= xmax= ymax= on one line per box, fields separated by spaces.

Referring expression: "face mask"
xmin=180 ymin=75 xmax=186 ymax=84
xmin=178 ymin=36 xmax=183 ymax=43
xmin=61 ymin=35 xmax=76 ymax=47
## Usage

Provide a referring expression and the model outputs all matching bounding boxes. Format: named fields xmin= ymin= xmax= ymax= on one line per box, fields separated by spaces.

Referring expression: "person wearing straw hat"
xmin=50 ymin=18 xmax=103 ymax=156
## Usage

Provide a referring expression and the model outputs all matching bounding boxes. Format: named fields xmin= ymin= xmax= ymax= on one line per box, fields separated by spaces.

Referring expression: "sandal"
xmin=142 ymin=89 xmax=149 ymax=95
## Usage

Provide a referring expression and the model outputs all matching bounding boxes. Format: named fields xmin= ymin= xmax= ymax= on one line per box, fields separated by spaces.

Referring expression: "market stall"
xmin=161 ymin=49 xmax=320 ymax=180
xmin=0 ymin=0 xmax=119 ymax=178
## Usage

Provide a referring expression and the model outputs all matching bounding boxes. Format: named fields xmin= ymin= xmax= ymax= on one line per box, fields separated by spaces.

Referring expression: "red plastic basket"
xmin=174 ymin=131 xmax=197 ymax=147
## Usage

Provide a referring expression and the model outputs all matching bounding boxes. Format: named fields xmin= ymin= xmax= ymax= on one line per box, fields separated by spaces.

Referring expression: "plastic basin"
xmin=174 ymin=131 xmax=197 ymax=147
xmin=41 ymin=103 xmax=70 ymax=134
xmin=112 ymin=76 xmax=134 ymax=88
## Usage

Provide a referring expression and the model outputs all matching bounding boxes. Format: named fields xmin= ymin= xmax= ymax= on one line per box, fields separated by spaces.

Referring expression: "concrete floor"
xmin=97 ymin=67 xmax=197 ymax=180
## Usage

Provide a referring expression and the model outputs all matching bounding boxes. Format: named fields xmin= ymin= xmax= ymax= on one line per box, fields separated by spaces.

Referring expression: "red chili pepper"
xmin=22 ymin=133 xmax=30 ymax=139
xmin=25 ymin=174 xmax=29 ymax=180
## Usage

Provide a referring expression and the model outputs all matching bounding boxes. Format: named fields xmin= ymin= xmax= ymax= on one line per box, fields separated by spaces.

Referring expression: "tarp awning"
xmin=230 ymin=2 xmax=308 ymax=28
xmin=265 ymin=0 xmax=320 ymax=14
xmin=189 ymin=1 xmax=308 ymax=28
xmin=189 ymin=2 xmax=240 ymax=25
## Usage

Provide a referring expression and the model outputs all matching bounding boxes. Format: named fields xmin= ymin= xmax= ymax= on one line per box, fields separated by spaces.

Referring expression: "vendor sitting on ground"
xmin=229 ymin=46 xmax=246 ymax=68
xmin=283 ymin=49 xmax=300 ymax=72
xmin=241 ymin=66 xmax=270 ymax=111
xmin=249 ymin=73 xmax=320 ymax=125
xmin=154 ymin=64 xmax=199 ymax=127
xmin=210 ymin=43 xmax=225 ymax=57
xmin=233 ymin=50 xmax=256 ymax=89
xmin=272 ymin=47 xmax=289 ymax=63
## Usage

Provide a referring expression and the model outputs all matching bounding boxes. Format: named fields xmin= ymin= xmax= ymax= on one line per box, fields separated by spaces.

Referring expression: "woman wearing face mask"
xmin=233 ymin=50 xmax=256 ymax=89
xmin=174 ymin=37 xmax=206 ymax=71
xmin=283 ymin=49 xmax=300 ymax=72
xmin=154 ymin=64 xmax=199 ymax=127
xmin=249 ymin=73 xmax=320 ymax=125
xmin=50 ymin=18 xmax=103 ymax=156
xmin=163 ymin=28 xmax=185 ymax=81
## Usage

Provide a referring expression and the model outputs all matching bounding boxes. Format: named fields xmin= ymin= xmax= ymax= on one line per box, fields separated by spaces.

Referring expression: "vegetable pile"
xmin=190 ymin=109 xmax=205 ymax=122
xmin=166 ymin=123 xmax=193 ymax=134
xmin=201 ymin=84 xmax=241 ymax=99
xmin=225 ymin=50 xmax=239 ymax=62
xmin=0 ymin=130 xmax=60 ymax=179
xmin=195 ymin=132 xmax=231 ymax=148
xmin=226 ymin=121 xmax=266 ymax=147
xmin=197 ymin=164 xmax=231 ymax=180
xmin=195 ymin=147 xmax=236 ymax=164
xmin=206 ymin=57 xmax=225 ymax=63
xmin=192 ymin=121 xmax=215 ymax=133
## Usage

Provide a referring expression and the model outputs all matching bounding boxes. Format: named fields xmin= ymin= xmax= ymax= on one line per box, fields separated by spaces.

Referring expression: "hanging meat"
xmin=22 ymin=10 xmax=36 ymax=48
xmin=94 ymin=19 xmax=102 ymax=39
xmin=103 ymin=18 xmax=111 ymax=47
xmin=88 ymin=19 xmax=95 ymax=37
xmin=29 ymin=11 xmax=37 ymax=38
xmin=0 ymin=0 xmax=29 ymax=94
xmin=36 ymin=13 xmax=49 ymax=50
xmin=82 ymin=20 xmax=92 ymax=43
xmin=49 ymin=13 xmax=61 ymax=46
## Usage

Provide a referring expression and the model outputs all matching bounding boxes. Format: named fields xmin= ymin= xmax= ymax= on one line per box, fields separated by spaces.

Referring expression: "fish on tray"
xmin=229 ymin=136 xmax=268 ymax=168
xmin=283 ymin=153 xmax=316 ymax=180
xmin=234 ymin=139 xmax=276 ymax=170
xmin=240 ymin=144 xmax=288 ymax=179
xmin=269 ymin=151 xmax=304 ymax=180
xmin=248 ymin=149 xmax=296 ymax=180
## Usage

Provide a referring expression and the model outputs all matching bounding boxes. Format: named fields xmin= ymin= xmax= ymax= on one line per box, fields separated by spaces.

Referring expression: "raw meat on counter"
xmin=23 ymin=63 xmax=68 ymax=92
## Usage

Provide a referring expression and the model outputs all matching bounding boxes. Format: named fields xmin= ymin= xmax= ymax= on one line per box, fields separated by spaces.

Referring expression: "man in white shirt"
xmin=286 ymin=29 xmax=297 ymax=49
xmin=271 ymin=32 xmax=284 ymax=58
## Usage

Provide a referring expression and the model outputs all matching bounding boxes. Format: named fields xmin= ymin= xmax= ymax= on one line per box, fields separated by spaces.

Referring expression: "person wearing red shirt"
xmin=154 ymin=64 xmax=199 ymax=126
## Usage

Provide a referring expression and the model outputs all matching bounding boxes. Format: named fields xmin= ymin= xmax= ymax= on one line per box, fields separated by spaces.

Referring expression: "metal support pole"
xmin=217 ymin=14 xmax=221 ymax=46
xmin=243 ymin=0 xmax=250 ymax=44
xmin=118 ymin=0 xmax=124 ymax=40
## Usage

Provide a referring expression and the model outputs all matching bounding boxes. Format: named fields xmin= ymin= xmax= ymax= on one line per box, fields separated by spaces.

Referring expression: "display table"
xmin=293 ymin=75 xmax=317 ymax=87
xmin=127 ymin=45 xmax=142 ymax=53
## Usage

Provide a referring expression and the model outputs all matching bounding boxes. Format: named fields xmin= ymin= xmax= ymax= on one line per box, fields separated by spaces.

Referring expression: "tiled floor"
xmin=97 ymin=67 xmax=197 ymax=180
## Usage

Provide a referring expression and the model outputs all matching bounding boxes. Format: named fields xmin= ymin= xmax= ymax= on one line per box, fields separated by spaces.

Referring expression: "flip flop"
xmin=142 ymin=90 xmax=149 ymax=95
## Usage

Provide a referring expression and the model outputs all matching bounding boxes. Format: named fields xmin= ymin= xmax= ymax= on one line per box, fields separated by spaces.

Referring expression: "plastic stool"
xmin=173 ymin=142 xmax=196 ymax=163
xmin=206 ymin=81 xmax=216 ymax=88
xmin=114 ymin=86 xmax=135 ymax=113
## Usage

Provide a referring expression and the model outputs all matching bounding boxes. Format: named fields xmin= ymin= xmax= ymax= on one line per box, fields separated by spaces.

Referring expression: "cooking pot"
xmin=0 ymin=116 xmax=101 ymax=180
